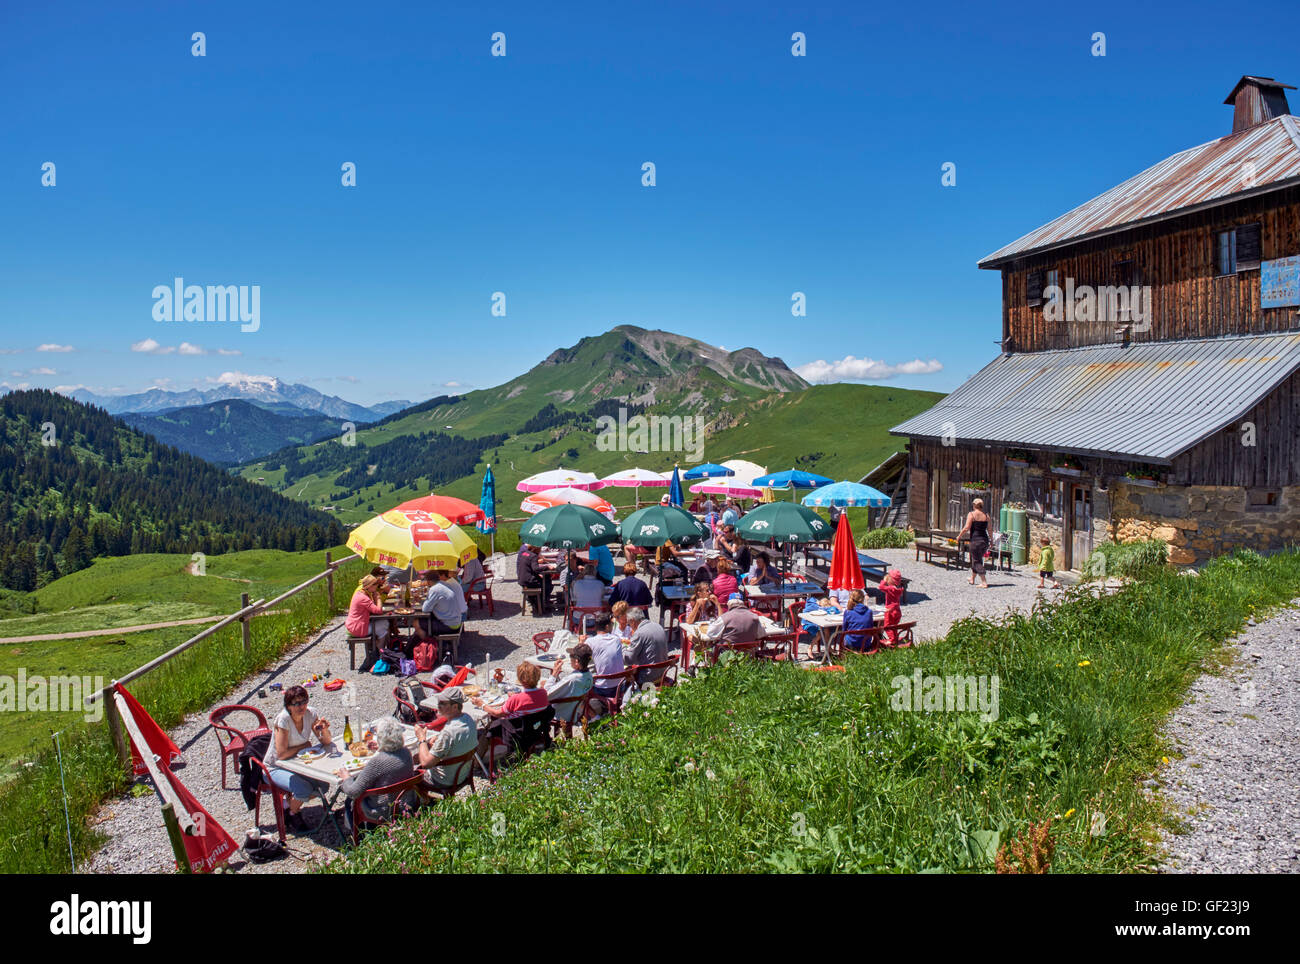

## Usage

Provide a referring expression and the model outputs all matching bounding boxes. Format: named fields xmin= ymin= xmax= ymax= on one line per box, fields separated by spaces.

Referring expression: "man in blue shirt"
xmin=418 ymin=570 xmax=463 ymax=640
xmin=588 ymin=542 xmax=616 ymax=585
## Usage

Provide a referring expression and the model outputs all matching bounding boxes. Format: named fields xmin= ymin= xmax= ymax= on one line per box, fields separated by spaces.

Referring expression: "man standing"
xmin=624 ymin=608 xmax=669 ymax=687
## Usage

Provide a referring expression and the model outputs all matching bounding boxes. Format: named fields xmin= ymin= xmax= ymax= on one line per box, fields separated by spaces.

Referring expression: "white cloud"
xmin=30 ymin=367 xmax=56 ymax=376
xmin=178 ymin=342 xmax=205 ymax=355
xmin=36 ymin=343 xmax=74 ymax=352
xmin=1 ymin=381 xmax=31 ymax=390
xmin=440 ymin=381 xmax=463 ymax=388
xmin=795 ymin=355 xmax=944 ymax=383
xmin=0 ymin=349 xmax=20 ymax=355
xmin=216 ymin=348 xmax=241 ymax=356
xmin=131 ymin=338 xmax=175 ymax=354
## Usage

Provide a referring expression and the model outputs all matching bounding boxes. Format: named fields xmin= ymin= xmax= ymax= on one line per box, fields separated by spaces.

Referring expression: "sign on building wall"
xmin=1261 ymin=255 xmax=1300 ymax=308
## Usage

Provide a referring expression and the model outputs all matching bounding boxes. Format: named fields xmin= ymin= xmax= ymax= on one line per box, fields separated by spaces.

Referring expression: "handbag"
xmin=372 ymin=658 xmax=391 ymax=675
xmin=399 ymin=657 xmax=418 ymax=677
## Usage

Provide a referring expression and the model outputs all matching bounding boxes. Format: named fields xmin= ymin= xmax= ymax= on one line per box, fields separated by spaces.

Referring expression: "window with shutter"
xmin=1026 ymin=269 xmax=1044 ymax=307
xmin=1236 ymin=222 xmax=1261 ymax=271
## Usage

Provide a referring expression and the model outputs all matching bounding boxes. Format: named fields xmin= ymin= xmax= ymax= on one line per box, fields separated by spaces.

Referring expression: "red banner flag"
xmin=114 ymin=682 xmax=183 ymax=775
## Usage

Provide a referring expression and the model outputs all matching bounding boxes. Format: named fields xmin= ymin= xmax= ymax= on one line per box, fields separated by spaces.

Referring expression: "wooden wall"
xmin=999 ymin=191 xmax=1300 ymax=352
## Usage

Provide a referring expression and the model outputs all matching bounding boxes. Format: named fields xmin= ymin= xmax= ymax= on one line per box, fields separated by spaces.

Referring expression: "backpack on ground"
xmin=413 ymin=640 xmax=436 ymax=673
xmin=394 ymin=677 xmax=429 ymax=723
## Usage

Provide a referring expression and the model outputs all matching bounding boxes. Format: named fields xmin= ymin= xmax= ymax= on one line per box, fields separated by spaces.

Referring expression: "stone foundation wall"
xmin=1110 ymin=483 xmax=1300 ymax=565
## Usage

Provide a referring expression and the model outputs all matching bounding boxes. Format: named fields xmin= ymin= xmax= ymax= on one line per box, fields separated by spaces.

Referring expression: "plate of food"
xmin=296 ymin=747 xmax=326 ymax=762
xmin=535 ymin=652 xmax=560 ymax=662
xmin=394 ymin=607 xmax=415 ymax=615
xmin=349 ymin=742 xmax=372 ymax=758
xmin=343 ymin=757 xmax=366 ymax=773
xmin=462 ymin=685 xmax=481 ymax=697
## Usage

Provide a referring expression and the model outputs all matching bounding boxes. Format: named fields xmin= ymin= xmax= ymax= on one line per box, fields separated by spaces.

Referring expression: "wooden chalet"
xmin=892 ymin=76 xmax=1300 ymax=568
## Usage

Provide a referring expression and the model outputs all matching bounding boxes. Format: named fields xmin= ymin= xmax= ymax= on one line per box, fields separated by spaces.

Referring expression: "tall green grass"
xmin=1084 ymin=539 xmax=1169 ymax=580
xmin=328 ymin=548 xmax=1300 ymax=874
xmin=0 ymin=563 xmax=357 ymax=874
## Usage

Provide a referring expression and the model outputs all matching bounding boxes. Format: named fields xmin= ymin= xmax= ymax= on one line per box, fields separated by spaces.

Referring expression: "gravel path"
xmin=83 ymin=548 xmax=1073 ymax=873
xmin=1155 ymin=599 xmax=1300 ymax=873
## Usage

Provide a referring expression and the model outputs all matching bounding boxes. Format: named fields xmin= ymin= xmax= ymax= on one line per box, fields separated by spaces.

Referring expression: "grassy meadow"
xmin=328 ymin=548 xmax=1300 ymax=874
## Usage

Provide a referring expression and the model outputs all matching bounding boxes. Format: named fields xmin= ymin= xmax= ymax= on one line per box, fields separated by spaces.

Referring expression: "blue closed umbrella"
xmin=682 ymin=462 xmax=735 ymax=480
xmin=478 ymin=465 xmax=497 ymax=553
xmin=668 ymin=465 xmax=684 ymax=507
xmin=800 ymin=480 xmax=892 ymax=508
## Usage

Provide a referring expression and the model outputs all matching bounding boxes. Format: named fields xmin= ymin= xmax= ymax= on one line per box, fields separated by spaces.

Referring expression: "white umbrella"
xmin=516 ymin=467 xmax=602 ymax=493
xmin=601 ymin=466 xmax=672 ymax=510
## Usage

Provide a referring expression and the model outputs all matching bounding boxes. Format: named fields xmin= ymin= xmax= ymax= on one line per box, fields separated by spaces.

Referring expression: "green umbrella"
xmin=621 ymin=504 xmax=709 ymax=547
xmin=517 ymin=503 xmax=620 ymax=550
xmin=734 ymin=501 xmax=832 ymax=544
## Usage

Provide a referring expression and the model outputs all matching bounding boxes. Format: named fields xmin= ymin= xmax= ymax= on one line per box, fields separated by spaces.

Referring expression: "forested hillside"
xmin=0 ymin=390 xmax=344 ymax=591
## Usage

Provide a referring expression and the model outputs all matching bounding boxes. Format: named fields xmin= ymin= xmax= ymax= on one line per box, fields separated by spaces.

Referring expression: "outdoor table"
xmin=679 ymin=614 xmax=783 ymax=669
xmin=658 ymin=584 xmax=695 ymax=627
xmin=268 ymin=723 xmax=423 ymax=840
xmin=745 ymin=581 xmax=822 ymax=597
xmin=799 ymin=608 xmax=885 ymax=664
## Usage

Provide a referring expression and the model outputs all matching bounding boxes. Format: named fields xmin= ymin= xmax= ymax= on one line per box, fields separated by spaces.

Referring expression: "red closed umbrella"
xmin=827 ymin=513 xmax=864 ymax=593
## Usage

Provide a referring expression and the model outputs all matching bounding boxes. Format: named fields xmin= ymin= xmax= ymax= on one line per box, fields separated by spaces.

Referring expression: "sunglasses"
xmin=288 ymin=699 xmax=308 ymax=707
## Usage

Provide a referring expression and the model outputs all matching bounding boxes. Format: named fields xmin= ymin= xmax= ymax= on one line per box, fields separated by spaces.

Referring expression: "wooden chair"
xmin=349 ymin=772 xmax=429 ymax=845
xmin=347 ymin=630 xmax=376 ymax=671
xmin=435 ymin=626 xmax=463 ymax=664
xmin=209 ymin=704 xmax=270 ymax=790
xmin=521 ymin=585 xmax=545 ymax=617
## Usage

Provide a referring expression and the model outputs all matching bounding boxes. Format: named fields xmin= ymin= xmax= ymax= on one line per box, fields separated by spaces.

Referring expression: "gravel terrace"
xmin=1155 ymin=598 xmax=1300 ymax=873
xmin=84 ymin=548 xmax=1078 ymax=874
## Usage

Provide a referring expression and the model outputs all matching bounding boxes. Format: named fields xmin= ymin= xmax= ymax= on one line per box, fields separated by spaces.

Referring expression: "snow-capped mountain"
xmin=67 ymin=373 xmax=409 ymax=422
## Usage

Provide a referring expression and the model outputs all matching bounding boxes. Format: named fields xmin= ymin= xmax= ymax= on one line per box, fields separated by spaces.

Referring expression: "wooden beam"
xmin=112 ymin=692 xmax=196 ymax=836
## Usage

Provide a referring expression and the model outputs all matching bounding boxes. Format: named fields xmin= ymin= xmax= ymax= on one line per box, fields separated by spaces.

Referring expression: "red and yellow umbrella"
xmin=827 ymin=512 xmax=864 ymax=593
xmin=392 ymin=494 xmax=485 ymax=527
xmin=347 ymin=508 xmax=479 ymax=570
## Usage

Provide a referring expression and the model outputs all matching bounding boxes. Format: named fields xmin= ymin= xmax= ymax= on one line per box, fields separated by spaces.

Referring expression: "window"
xmin=1045 ymin=479 xmax=1064 ymax=520
xmin=1026 ymin=269 xmax=1044 ymax=307
xmin=1247 ymin=488 xmax=1280 ymax=509
xmin=1026 ymin=476 xmax=1045 ymax=517
xmin=1217 ymin=223 xmax=1261 ymax=275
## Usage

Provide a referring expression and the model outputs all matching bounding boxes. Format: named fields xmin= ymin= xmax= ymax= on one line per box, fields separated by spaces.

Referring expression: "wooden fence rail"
xmin=85 ymin=551 xmax=360 ymax=765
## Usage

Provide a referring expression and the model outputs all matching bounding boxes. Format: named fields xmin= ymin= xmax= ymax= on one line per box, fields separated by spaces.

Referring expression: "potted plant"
xmin=960 ymin=479 xmax=992 ymax=495
xmin=1004 ymin=448 xmax=1032 ymax=468
xmin=1124 ymin=468 xmax=1161 ymax=488
xmin=1052 ymin=456 xmax=1083 ymax=477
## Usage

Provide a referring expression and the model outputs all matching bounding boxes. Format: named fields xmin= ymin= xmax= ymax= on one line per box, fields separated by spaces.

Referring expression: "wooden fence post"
xmin=240 ymin=592 xmax=252 ymax=656
xmin=104 ymin=688 xmax=129 ymax=767
xmin=325 ymin=551 xmax=334 ymax=611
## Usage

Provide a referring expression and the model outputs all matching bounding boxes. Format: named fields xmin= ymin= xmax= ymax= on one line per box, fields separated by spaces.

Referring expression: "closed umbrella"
xmin=478 ymin=465 xmax=497 ymax=555
xmin=827 ymin=512 xmax=864 ymax=593
xmin=668 ymin=465 xmax=684 ymax=507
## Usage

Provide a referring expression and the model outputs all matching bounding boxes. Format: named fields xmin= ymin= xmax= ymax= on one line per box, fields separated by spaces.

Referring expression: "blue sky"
xmin=1 ymin=0 xmax=1295 ymax=405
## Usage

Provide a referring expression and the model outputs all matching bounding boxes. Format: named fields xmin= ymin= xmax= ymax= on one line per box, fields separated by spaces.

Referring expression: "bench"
xmin=347 ymin=633 xmax=375 ymax=671
xmin=834 ymin=620 xmax=917 ymax=655
xmin=521 ymin=585 xmax=545 ymax=616
xmin=914 ymin=528 xmax=963 ymax=569
xmin=436 ymin=626 xmax=463 ymax=664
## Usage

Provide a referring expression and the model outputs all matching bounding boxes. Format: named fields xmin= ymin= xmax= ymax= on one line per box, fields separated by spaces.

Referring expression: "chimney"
xmin=1224 ymin=76 xmax=1295 ymax=133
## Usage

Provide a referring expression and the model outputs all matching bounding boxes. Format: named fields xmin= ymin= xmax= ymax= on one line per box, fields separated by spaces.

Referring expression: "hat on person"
xmin=436 ymin=686 xmax=465 ymax=705
xmin=660 ymin=493 xmax=671 ymax=504
xmin=727 ymin=593 xmax=745 ymax=609
xmin=566 ymin=642 xmax=593 ymax=663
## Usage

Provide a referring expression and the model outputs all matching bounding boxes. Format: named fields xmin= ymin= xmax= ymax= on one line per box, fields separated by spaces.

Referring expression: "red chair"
xmin=629 ymin=658 xmax=679 ymax=690
xmin=393 ymin=686 xmax=440 ymax=724
xmin=421 ymin=748 xmax=478 ymax=799
xmin=786 ymin=601 xmax=806 ymax=660
xmin=548 ymin=693 xmax=587 ymax=738
xmin=567 ymin=606 xmax=605 ymax=634
xmin=466 ymin=572 xmax=495 ymax=616
xmin=532 ymin=631 xmax=556 ymax=654
xmin=209 ymin=704 xmax=271 ymax=790
xmin=582 ymin=669 xmax=635 ymax=724
xmin=756 ymin=631 xmax=798 ymax=662
xmin=246 ymin=756 xmax=289 ymax=842
xmin=750 ymin=593 xmax=783 ymax=619
xmin=349 ymin=772 xmax=429 ymax=845
xmin=709 ymin=640 xmax=763 ymax=665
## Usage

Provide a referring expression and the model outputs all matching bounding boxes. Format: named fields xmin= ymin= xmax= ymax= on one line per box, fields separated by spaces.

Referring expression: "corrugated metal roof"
xmin=890 ymin=332 xmax=1300 ymax=463
xmin=979 ymin=115 xmax=1300 ymax=267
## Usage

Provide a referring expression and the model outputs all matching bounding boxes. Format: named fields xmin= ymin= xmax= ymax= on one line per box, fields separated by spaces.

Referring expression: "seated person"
xmin=707 ymin=594 xmax=764 ymax=661
xmin=516 ymin=544 xmax=554 ymax=616
xmin=688 ymin=496 xmax=704 ymax=512
xmin=459 ymin=549 xmax=487 ymax=593
xmin=581 ymin=613 xmax=626 ymax=697
xmin=656 ymin=541 xmax=688 ymax=584
xmin=611 ymin=600 xmax=634 ymax=640
xmin=714 ymin=524 xmax=741 ymax=561
xmin=264 ymin=685 xmax=333 ymax=832
xmin=682 ymin=578 xmax=720 ymax=624
xmin=334 ymin=717 xmax=415 ymax=833
xmin=608 ymin=562 xmax=653 ymax=609
xmin=720 ymin=501 xmax=741 ymax=527
xmin=711 ymin=558 xmax=739 ymax=603
xmin=417 ymin=569 xmax=463 ymax=640
xmin=474 ymin=661 xmax=549 ymax=719
xmin=347 ymin=575 xmax=391 ymax=648
xmin=798 ymin=596 xmax=841 ymax=649
xmin=624 ymin=608 xmax=670 ymax=688
xmin=588 ymin=542 xmax=617 ymax=585
xmin=745 ymin=551 xmax=781 ymax=587
xmin=841 ymin=589 xmax=876 ymax=652
xmin=414 ymin=688 xmax=478 ymax=791
xmin=568 ymin=564 xmax=606 ymax=629
xmin=545 ymin=642 xmax=594 ymax=729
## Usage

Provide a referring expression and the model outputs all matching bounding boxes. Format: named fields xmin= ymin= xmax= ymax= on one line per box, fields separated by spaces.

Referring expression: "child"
xmin=880 ymin=570 xmax=906 ymax=646
xmin=799 ymin=596 xmax=840 ymax=658
xmin=1037 ymin=537 xmax=1061 ymax=589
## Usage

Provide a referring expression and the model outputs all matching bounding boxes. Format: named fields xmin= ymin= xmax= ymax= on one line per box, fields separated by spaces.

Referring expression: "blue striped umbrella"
xmin=751 ymin=468 xmax=834 ymax=502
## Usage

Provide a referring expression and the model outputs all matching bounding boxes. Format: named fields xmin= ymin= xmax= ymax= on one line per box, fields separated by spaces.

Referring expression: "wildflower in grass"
xmin=683 ymin=761 xmax=696 ymax=773
xmin=1064 ymin=808 xmax=1075 ymax=819
xmin=1078 ymin=660 xmax=1091 ymax=667
xmin=1161 ymin=756 xmax=1170 ymax=764
xmin=705 ymin=769 xmax=716 ymax=781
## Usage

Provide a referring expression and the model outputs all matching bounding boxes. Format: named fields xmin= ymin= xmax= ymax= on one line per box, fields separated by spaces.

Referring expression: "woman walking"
xmin=958 ymin=498 xmax=991 ymax=588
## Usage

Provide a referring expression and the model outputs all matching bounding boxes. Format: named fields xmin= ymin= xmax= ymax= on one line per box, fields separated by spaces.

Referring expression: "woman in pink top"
xmin=474 ymin=662 xmax=549 ymax=718
xmin=346 ymin=574 xmax=390 ymax=642
xmin=711 ymin=558 xmax=739 ymax=603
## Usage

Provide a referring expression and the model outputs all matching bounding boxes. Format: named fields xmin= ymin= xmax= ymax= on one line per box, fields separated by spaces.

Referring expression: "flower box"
xmin=1125 ymin=476 xmax=1161 ymax=488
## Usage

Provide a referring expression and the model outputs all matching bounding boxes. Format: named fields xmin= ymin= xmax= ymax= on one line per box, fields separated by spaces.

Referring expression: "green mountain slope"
xmin=0 ymin=390 xmax=344 ymax=591
xmin=120 ymin=399 xmax=347 ymax=465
